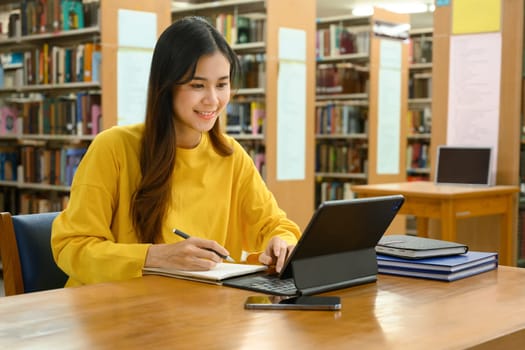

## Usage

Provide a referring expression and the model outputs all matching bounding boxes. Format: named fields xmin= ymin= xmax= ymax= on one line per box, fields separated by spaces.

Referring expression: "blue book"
xmin=91 ymin=51 xmax=101 ymax=82
xmin=377 ymin=251 xmax=498 ymax=282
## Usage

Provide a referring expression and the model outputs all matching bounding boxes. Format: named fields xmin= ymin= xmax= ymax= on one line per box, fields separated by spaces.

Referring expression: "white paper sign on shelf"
xmin=377 ymin=39 xmax=402 ymax=175
xmin=446 ymin=33 xmax=501 ymax=184
xmin=117 ymin=9 xmax=157 ymax=126
xmin=276 ymin=27 xmax=307 ymax=181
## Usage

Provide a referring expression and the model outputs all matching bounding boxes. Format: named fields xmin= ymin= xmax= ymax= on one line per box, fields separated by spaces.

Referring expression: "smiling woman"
xmin=50 ymin=16 xmax=302 ymax=288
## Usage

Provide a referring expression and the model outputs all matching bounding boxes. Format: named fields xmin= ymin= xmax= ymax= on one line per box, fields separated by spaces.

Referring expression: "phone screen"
xmin=244 ymin=295 xmax=341 ymax=310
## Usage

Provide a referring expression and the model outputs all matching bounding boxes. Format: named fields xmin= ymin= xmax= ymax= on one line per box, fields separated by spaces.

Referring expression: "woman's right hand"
xmin=144 ymin=237 xmax=230 ymax=271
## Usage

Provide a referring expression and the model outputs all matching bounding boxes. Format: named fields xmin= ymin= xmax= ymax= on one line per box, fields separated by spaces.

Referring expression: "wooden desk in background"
xmin=0 ymin=267 xmax=525 ymax=349
xmin=351 ymin=181 xmax=519 ymax=266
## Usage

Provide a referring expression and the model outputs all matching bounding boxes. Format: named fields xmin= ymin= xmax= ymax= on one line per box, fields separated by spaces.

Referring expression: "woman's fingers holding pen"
xmin=179 ymin=237 xmax=226 ymax=264
xmin=190 ymin=237 xmax=231 ymax=261
xmin=145 ymin=242 xmax=217 ymax=271
xmin=145 ymin=238 xmax=230 ymax=271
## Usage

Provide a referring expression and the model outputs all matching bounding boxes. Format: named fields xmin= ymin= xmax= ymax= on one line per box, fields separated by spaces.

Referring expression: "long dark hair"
xmin=131 ymin=16 xmax=241 ymax=243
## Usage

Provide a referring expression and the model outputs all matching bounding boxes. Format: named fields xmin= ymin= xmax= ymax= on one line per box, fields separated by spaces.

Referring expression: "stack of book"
xmin=375 ymin=235 xmax=498 ymax=282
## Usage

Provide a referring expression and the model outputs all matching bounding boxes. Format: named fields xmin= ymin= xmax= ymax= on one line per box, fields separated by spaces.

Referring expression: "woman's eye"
xmin=217 ymin=82 xmax=229 ymax=89
xmin=190 ymin=83 xmax=204 ymax=89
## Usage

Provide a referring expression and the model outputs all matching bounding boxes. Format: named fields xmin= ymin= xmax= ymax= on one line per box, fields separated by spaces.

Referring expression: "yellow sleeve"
xmin=51 ymin=126 xmax=150 ymax=286
xmin=232 ymin=141 xmax=301 ymax=253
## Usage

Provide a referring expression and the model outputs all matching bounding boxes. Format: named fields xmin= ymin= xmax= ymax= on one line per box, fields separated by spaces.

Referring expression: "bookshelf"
xmin=172 ymin=0 xmax=316 ymax=229
xmin=0 ymin=0 xmax=172 ymax=214
xmin=314 ymin=8 xmax=410 ymax=207
xmin=407 ymin=27 xmax=432 ymax=182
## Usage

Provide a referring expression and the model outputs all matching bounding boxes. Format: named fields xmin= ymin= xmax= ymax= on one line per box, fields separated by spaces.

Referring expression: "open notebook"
xmin=143 ymin=263 xmax=267 ymax=285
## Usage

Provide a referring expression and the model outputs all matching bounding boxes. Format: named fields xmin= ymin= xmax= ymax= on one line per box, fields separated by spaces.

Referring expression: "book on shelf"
xmin=316 ymin=104 xmax=366 ymax=135
xmin=0 ymin=150 xmax=18 ymax=181
xmin=376 ymin=234 xmax=468 ymax=259
xmin=236 ymin=16 xmax=251 ymax=44
xmin=64 ymin=147 xmax=87 ymax=185
xmin=406 ymin=142 xmax=429 ymax=170
xmin=316 ymin=25 xmax=369 ymax=59
xmin=91 ymin=49 xmax=101 ymax=82
xmin=254 ymin=149 xmax=265 ymax=174
xmin=20 ymin=41 xmax=101 ymax=85
xmin=407 ymin=108 xmax=431 ymax=134
xmin=90 ymin=102 xmax=101 ymax=135
xmin=250 ymin=101 xmax=265 ymax=135
xmin=7 ymin=10 xmax=21 ymax=38
xmin=238 ymin=54 xmax=265 ymax=89
xmin=315 ymin=142 xmax=365 ymax=174
xmin=213 ymin=13 xmax=265 ymax=46
xmin=0 ymin=187 xmax=17 ymax=213
xmin=16 ymin=0 xmax=99 ymax=36
xmin=376 ymin=251 xmax=498 ymax=282
xmin=61 ymin=0 xmax=85 ymax=31
xmin=410 ymin=35 xmax=433 ymax=64
xmin=0 ymin=106 xmax=18 ymax=135
xmin=143 ymin=263 xmax=268 ymax=285
xmin=18 ymin=192 xmax=67 ymax=214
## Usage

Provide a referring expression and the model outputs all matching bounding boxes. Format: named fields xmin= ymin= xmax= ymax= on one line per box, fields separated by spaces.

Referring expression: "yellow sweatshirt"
xmin=51 ymin=124 xmax=301 ymax=286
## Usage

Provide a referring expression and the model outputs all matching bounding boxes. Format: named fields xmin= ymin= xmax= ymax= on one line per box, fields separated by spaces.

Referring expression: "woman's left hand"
xmin=259 ymin=236 xmax=295 ymax=273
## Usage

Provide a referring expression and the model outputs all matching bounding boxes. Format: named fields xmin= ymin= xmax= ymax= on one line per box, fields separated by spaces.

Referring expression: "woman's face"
xmin=173 ymin=52 xmax=231 ymax=148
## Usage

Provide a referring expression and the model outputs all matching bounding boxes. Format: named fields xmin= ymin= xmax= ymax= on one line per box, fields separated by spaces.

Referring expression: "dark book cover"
xmin=376 ymin=234 xmax=468 ymax=259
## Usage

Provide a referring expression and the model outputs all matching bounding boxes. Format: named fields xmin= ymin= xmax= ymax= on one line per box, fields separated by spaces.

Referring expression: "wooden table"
xmin=1 ymin=267 xmax=525 ymax=349
xmin=351 ymin=181 xmax=519 ymax=266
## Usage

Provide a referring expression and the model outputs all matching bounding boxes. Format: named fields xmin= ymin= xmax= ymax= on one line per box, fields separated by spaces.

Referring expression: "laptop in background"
xmin=223 ymin=195 xmax=405 ymax=296
xmin=435 ymin=146 xmax=493 ymax=186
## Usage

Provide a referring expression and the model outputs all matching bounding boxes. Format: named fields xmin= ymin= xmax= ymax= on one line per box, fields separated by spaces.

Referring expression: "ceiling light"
xmin=379 ymin=3 xmax=429 ymax=14
xmin=172 ymin=1 xmax=192 ymax=9
xmin=352 ymin=5 xmax=374 ymax=17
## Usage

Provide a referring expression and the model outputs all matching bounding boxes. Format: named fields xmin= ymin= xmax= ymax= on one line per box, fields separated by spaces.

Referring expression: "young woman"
xmin=51 ymin=16 xmax=301 ymax=287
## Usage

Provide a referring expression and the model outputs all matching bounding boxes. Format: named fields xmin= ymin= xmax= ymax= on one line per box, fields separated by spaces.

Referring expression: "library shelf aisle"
xmin=406 ymin=27 xmax=432 ymax=182
xmin=405 ymin=26 xmax=433 ymax=235
xmin=0 ymin=0 xmax=172 ymax=214
xmin=172 ymin=0 xmax=316 ymax=229
xmin=314 ymin=8 xmax=409 ymax=233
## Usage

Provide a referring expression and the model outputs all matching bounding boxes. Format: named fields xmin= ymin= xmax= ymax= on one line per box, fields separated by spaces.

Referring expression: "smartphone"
xmin=244 ymin=295 xmax=341 ymax=311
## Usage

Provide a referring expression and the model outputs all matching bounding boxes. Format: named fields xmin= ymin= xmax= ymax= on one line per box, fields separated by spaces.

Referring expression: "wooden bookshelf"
xmin=0 ymin=0 xmax=172 ymax=214
xmin=314 ymin=8 xmax=410 ymax=207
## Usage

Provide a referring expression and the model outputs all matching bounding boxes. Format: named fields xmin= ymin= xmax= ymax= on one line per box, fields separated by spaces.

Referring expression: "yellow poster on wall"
xmin=452 ymin=0 xmax=501 ymax=34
